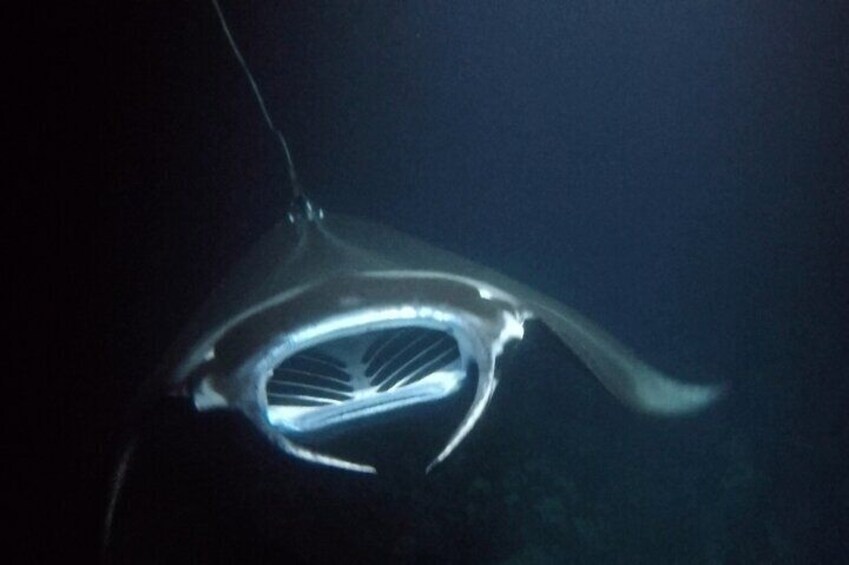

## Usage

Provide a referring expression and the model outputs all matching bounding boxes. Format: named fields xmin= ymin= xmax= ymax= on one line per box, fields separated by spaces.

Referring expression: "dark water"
xmin=30 ymin=1 xmax=847 ymax=562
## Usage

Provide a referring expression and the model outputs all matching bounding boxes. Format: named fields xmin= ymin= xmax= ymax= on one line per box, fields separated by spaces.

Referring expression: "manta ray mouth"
xmin=264 ymin=326 xmax=466 ymax=436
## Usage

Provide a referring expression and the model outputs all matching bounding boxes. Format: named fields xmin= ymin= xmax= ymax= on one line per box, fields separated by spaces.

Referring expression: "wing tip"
xmin=631 ymin=368 xmax=728 ymax=416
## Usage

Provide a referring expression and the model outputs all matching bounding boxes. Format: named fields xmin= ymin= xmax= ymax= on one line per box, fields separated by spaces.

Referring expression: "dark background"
xmin=16 ymin=0 xmax=847 ymax=562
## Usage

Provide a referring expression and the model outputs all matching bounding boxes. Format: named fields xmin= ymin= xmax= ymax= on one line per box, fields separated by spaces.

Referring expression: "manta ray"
xmin=166 ymin=195 xmax=723 ymax=475
xmin=152 ymin=0 xmax=724 ymax=475
xmin=103 ymin=5 xmax=724 ymax=553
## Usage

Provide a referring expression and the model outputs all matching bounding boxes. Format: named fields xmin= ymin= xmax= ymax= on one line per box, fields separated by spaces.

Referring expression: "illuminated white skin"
xmin=168 ymin=209 xmax=724 ymax=474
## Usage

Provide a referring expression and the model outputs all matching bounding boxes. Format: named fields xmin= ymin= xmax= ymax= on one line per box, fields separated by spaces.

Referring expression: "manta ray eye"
xmin=263 ymin=326 xmax=466 ymax=437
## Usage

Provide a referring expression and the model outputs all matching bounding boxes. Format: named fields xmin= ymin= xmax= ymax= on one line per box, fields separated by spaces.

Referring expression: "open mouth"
xmin=264 ymin=326 xmax=466 ymax=435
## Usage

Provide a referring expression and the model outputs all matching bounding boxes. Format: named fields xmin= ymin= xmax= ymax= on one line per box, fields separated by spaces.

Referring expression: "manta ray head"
xmin=183 ymin=271 xmax=530 ymax=474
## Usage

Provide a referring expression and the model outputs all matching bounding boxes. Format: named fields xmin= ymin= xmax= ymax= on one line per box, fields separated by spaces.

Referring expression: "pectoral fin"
xmin=532 ymin=298 xmax=725 ymax=415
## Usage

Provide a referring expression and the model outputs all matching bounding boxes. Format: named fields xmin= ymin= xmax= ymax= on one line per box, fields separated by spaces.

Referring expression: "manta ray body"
xmin=165 ymin=197 xmax=723 ymax=474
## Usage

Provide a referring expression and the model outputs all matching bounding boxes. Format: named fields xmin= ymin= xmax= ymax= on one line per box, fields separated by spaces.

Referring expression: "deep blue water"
xmin=35 ymin=1 xmax=846 ymax=562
